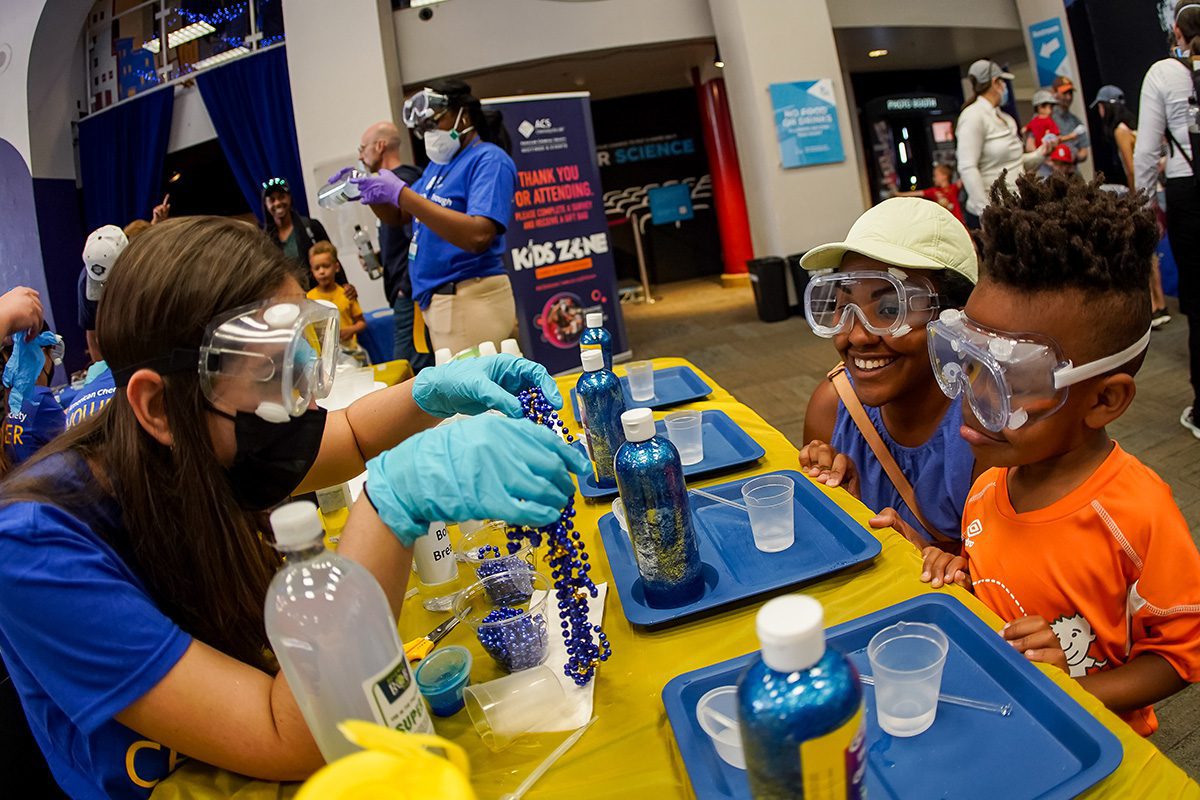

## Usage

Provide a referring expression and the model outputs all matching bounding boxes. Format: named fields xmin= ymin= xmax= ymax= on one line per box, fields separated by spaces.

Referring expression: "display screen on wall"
xmin=769 ymin=79 xmax=845 ymax=168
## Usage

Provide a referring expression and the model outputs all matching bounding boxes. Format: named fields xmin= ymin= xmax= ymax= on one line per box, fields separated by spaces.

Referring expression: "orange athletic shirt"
xmin=961 ymin=443 xmax=1200 ymax=736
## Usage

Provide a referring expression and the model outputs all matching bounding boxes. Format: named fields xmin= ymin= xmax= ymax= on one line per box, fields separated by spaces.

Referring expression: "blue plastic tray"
xmin=575 ymin=410 xmax=765 ymax=499
xmin=570 ymin=364 xmax=712 ymax=417
xmin=596 ymin=470 xmax=881 ymax=627
xmin=662 ymin=594 xmax=1123 ymax=800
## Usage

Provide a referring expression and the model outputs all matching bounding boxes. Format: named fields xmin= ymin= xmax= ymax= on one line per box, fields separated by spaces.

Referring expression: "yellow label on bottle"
xmin=580 ymin=343 xmax=602 ymax=351
xmin=799 ymin=704 xmax=867 ymax=799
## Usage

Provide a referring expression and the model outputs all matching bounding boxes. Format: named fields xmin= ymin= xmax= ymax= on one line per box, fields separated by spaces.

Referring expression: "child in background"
xmin=1048 ymin=144 xmax=1077 ymax=177
xmin=894 ymin=164 xmax=965 ymax=224
xmin=1023 ymin=88 xmax=1061 ymax=150
xmin=2 ymin=330 xmax=66 ymax=471
xmin=798 ymin=197 xmax=977 ymax=545
xmin=921 ymin=173 xmax=1200 ymax=736
xmin=307 ymin=241 xmax=368 ymax=363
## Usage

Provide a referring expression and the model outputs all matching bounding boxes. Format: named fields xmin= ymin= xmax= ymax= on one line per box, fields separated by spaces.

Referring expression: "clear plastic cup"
xmin=696 ymin=686 xmax=745 ymax=769
xmin=463 ymin=664 xmax=568 ymax=751
xmin=454 ymin=570 xmax=551 ymax=673
xmin=626 ymin=361 xmax=655 ymax=402
xmin=612 ymin=497 xmax=628 ymax=534
xmin=665 ymin=410 xmax=704 ymax=466
xmin=456 ymin=521 xmax=536 ymax=583
xmin=740 ymin=475 xmax=795 ymax=552
xmin=866 ymin=621 xmax=949 ymax=737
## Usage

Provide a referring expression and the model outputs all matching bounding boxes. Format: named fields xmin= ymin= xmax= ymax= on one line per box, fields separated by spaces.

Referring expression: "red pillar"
xmin=695 ymin=74 xmax=754 ymax=278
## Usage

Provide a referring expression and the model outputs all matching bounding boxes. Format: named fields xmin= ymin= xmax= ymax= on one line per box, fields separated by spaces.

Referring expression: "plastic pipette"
xmin=689 ymin=487 xmax=748 ymax=512
xmin=500 ymin=716 xmax=597 ymax=800
xmin=859 ymin=674 xmax=1012 ymax=716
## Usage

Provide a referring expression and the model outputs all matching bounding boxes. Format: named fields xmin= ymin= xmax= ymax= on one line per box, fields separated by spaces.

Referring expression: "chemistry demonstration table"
xmin=153 ymin=357 xmax=1200 ymax=800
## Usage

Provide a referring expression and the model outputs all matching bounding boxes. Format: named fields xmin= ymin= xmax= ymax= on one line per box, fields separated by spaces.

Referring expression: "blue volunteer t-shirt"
xmin=65 ymin=364 xmax=116 ymax=429
xmin=0 ymin=452 xmax=192 ymax=798
xmin=3 ymin=386 xmax=66 ymax=465
xmin=409 ymin=140 xmax=516 ymax=308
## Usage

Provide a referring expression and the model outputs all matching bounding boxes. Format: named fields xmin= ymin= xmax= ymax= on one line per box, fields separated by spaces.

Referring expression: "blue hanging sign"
xmin=1029 ymin=17 xmax=1070 ymax=87
xmin=769 ymin=79 xmax=845 ymax=169
xmin=647 ymin=184 xmax=694 ymax=225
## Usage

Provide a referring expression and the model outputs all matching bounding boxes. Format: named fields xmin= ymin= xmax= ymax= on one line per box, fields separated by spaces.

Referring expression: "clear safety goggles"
xmin=927 ymin=309 xmax=1151 ymax=432
xmin=804 ymin=269 xmax=941 ymax=338
xmin=402 ymin=88 xmax=450 ymax=137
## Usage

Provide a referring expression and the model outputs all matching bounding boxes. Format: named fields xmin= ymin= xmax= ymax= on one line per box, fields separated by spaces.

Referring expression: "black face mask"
xmin=207 ymin=405 xmax=328 ymax=510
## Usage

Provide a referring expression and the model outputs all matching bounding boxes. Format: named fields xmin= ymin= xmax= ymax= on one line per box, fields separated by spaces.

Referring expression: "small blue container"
xmin=580 ymin=312 xmax=613 ymax=370
xmin=414 ymin=646 xmax=473 ymax=717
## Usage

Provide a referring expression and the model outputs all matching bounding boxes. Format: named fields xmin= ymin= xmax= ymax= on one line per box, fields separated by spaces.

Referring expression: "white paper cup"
xmin=665 ymin=411 xmax=704 ymax=466
xmin=626 ymin=361 xmax=655 ymax=402
xmin=463 ymin=664 xmax=567 ymax=751
xmin=867 ymin=622 xmax=949 ymax=737
xmin=740 ymin=475 xmax=795 ymax=552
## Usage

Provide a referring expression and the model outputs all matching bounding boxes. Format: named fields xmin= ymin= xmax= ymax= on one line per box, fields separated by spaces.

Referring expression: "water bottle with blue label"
xmin=738 ymin=595 xmax=866 ymax=799
xmin=576 ymin=348 xmax=626 ymax=487
xmin=579 ymin=312 xmax=612 ymax=370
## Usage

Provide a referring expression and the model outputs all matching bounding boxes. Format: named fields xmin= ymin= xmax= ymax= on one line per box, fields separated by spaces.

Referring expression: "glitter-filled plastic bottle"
xmin=738 ymin=595 xmax=866 ymax=799
xmin=614 ymin=407 xmax=704 ymax=607
xmin=579 ymin=311 xmax=612 ymax=370
xmin=576 ymin=348 xmax=626 ymax=487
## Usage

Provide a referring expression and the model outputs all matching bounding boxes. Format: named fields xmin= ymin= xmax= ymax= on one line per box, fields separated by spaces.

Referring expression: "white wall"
xmin=711 ymin=0 xmax=865 ymax=258
xmin=394 ymin=0 xmax=714 ymax=84
xmin=828 ymin=0 xmax=1020 ymax=30
xmin=0 ymin=1 xmax=50 ymax=170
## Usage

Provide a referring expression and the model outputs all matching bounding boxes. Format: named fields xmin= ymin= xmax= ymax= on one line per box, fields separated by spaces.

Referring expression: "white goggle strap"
xmin=1052 ymin=327 xmax=1151 ymax=390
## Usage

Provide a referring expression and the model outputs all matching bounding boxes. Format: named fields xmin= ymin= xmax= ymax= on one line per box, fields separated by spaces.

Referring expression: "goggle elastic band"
xmin=112 ymin=348 xmax=200 ymax=388
xmin=1052 ymin=328 xmax=1152 ymax=390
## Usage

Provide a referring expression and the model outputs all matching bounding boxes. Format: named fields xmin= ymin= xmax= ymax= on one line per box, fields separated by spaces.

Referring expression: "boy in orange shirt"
xmin=307 ymin=241 xmax=367 ymax=363
xmin=919 ymin=172 xmax=1200 ymax=736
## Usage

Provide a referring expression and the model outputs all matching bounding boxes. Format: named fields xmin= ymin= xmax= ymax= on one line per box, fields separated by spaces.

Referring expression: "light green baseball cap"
xmin=799 ymin=197 xmax=978 ymax=283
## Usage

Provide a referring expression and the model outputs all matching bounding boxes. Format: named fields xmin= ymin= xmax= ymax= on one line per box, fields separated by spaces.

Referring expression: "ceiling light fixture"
xmin=142 ymin=21 xmax=216 ymax=54
xmin=868 ymin=49 xmax=889 ymax=58
xmin=713 ymin=44 xmax=724 ymax=69
xmin=190 ymin=46 xmax=249 ymax=71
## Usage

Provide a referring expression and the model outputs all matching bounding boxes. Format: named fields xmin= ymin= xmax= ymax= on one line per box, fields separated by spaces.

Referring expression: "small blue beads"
xmin=510 ymin=388 xmax=613 ymax=686
xmin=477 ymin=606 xmax=549 ymax=672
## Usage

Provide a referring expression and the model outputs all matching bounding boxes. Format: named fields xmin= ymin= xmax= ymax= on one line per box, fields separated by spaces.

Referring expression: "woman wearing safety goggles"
xmin=345 ymin=79 xmax=519 ymax=356
xmin=0 ymin=217 xmax=590 ymax=797
xmin=798 ymin=197 xmax=978 ymax=546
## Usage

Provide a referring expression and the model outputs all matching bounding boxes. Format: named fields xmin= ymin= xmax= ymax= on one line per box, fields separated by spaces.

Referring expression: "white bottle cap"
xmin=757 ymin=595 xmax=826 ymax=672
xmin=434 ymin=347 xmax=453 ymax=366
xmin=500 ymin=338 xmax=522 ymax=357
xmin=586 ymin=312 xmax=604 ymax=328
xmin=581 ymin=348 xmax=605 ymax=372
xmin=478 ymin=341 xmax=499 ymax=357
xmin=270 ymin=501 xmax=324 ymax=548
xmin=620 ymin=407 xmax=656 ymax=442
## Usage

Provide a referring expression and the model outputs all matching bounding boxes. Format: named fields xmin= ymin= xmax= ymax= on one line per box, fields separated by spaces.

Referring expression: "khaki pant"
xmin=424 ymin=274 xmax=518 ymax=355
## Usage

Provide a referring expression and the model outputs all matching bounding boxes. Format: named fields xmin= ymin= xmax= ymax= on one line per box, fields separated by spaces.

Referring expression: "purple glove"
xmin=352 ymin=172 xmax=407 ymax=207
xmin=326 ymin=166 xmax=355 ymax=185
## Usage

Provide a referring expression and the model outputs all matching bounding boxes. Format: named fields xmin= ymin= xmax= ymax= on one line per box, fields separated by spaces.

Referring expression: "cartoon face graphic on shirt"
xmin=1051 ymin=613 xmax=1110 ymax=677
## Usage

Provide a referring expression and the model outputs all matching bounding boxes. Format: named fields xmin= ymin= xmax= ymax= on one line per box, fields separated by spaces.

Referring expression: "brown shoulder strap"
xmin=827 ymin=363 xmax=954 ymax=543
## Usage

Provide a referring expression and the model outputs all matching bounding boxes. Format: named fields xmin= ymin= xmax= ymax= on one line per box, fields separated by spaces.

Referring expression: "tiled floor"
xmin=622 ymin=277 xmax=1200 ymax=780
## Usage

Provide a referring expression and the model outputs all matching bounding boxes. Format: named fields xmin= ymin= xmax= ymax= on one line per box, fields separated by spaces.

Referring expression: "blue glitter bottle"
xmin=614 ymin=407 xmax=704 ymax=607
xmin=738 ymin=595 xmax=866 ymax=800
xmin=580 ymin=312 xmax=613 ymax=370
xmin=576 ymin=348 xmax=626 ymax=487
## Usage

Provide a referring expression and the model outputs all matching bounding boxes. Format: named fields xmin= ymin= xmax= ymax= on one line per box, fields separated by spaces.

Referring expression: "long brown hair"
xmin=2 ymin=217 xmax=295 ymax=669
xmin=1178 ymin=0 xmax=1200 ymax=55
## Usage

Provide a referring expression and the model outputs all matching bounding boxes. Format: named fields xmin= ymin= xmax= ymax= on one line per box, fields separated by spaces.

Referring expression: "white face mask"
xmin=425 ymin=109 xmax=474 ymax=165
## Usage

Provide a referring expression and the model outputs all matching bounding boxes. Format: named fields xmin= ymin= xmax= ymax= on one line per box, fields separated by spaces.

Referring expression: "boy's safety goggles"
xmin=927 ymin=309 xmax=1151 ymax=432
xmin=803 ymin=269 xmax=941 ymax=338
xmin=402 ymin=88 xmax=450 ymax=136
xmin=112 ymin=299 xmax=339 ymax=423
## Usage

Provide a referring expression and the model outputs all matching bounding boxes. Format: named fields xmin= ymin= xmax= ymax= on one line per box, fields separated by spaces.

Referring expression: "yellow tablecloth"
xmin=154 ymin=357 xmax=1199 ymax=800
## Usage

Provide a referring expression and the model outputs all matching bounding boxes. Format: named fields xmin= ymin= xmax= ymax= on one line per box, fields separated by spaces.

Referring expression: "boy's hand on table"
xmin=920 ymin=545 xmax=971 ymax=589
xmin=1002 ymin=616 xmax=1068 ymax=673
xmin=799 ymin=439 xmax=859 ymax=497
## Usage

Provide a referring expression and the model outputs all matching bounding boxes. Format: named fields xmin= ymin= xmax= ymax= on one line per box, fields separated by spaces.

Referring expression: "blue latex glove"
xmin=365 ymin=414 xmax=591 ymax=545
xmin=412 ymin=354 xmax=563 ymax=418
xmin=352 ymin=171 xmax=407 ymax=207
xmin=326 ymin=166 xmax=355 ymax=185
xmin=3 ymin=331 xmax=57 ymax=417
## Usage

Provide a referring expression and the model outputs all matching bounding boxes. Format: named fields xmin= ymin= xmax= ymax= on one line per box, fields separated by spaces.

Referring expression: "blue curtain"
xmin=196 ymin=46 xmax=309 ymax=223
xmin=78 ymin=88 xmax=174 ymax=231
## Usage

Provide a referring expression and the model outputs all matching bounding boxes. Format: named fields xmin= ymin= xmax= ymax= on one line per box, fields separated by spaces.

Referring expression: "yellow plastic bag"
xmin=295 ymin=721 xmax=475 ymax=800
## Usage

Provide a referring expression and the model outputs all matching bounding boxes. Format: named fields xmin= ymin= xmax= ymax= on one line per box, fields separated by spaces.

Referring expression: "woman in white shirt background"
xmin=1134 ymin=0 xmax=1200 ymax=439
xmin=956 ymin=59 xmax=1050 ymax=228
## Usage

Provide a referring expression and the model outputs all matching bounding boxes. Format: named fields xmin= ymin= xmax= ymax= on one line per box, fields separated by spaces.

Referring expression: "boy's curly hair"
xmin=975 ymin=172 xmax=1157 ymax=362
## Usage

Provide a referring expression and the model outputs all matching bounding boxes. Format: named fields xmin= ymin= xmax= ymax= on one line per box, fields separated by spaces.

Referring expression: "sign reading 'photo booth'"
xmin=484 ymin=92 xmax=629 ymax=374
xmin=769 ymin=79 xmax=846 ymax=169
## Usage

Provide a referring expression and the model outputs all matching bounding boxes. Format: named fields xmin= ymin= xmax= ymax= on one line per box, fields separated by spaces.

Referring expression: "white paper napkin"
xmin=534 ymin=582 xmax=608 ymax=731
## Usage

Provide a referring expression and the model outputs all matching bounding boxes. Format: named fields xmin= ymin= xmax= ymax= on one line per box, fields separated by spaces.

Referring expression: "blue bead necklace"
xmin=508 ymin=388 xmax=612 ymax=686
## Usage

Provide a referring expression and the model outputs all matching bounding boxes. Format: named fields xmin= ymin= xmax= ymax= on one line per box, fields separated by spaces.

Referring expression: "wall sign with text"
xmin=769 ymin=79 xmax=845 ymax=169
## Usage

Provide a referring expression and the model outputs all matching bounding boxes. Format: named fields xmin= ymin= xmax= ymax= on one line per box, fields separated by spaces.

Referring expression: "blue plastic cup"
xmin=414 ymin=645 xmax=473 ymax=717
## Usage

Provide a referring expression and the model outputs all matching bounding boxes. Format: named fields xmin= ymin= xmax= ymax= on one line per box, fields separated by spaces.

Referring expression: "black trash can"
xmin=746 ymin=257 xmax=789 ymax=323
xmin=785 ymin=252 xmax=810 ymax=316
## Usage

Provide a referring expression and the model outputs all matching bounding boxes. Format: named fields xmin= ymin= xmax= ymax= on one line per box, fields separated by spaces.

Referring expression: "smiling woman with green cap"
xmin=796 ymin=197 xmax=979 ymax=547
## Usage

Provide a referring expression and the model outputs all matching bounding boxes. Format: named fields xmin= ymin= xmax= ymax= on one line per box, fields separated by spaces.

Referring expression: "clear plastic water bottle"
xmin=353 ymin=225 xmax=383 ymax=280
xmin=580 ymin=312 xmax=613 ymax=370
xmin=614 ymin=407 xmax=704 ymax=607
xmin=738 ymin=595 xmax=866 ymax=799
xmin=576 ymin=348 xmax=625 ymax=486
xmin=264 ymin=501 xmax=433 ymax=762
xmin=317 ymin=169 xmax=365 ymax=209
